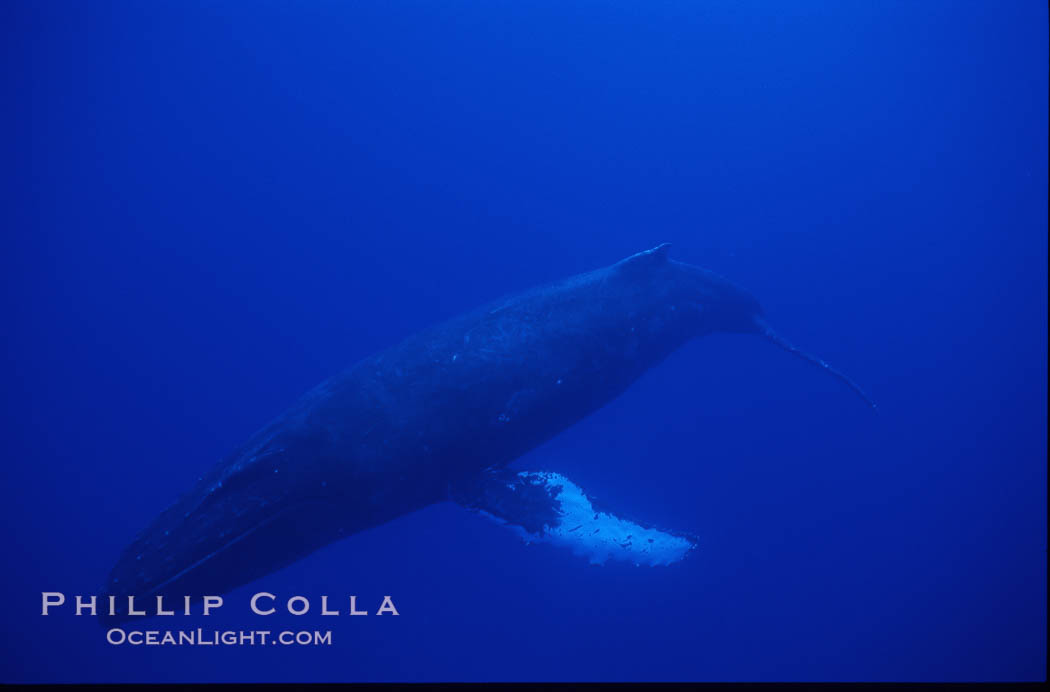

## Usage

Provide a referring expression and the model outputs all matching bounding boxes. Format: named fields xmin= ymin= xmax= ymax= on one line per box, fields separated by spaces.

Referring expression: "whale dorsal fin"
xmin=614 ymin=243 xmax=672 ymax=274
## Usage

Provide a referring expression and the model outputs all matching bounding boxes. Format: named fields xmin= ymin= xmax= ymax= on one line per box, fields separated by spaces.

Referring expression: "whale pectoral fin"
xmin=450 ymin=469 xmax=696 ymax=566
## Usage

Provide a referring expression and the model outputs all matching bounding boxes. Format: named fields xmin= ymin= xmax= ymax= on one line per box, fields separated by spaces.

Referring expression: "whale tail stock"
xmin=753 ymin=316 xmax=878 ymax=413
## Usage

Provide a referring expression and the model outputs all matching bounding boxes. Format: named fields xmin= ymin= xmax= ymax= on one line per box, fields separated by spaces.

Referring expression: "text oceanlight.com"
xmin=40 ymin=592 xmax=400 ymax=647
xmin=106 ymin=628 xmax=332 ymax=646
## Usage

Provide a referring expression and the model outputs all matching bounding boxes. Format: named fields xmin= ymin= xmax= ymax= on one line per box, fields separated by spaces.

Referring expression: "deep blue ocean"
xmin=3 ymin=0 xmax=1046 ymax=683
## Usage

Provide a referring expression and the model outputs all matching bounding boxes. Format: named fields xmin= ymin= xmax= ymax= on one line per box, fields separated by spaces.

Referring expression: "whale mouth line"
xmin=106 ymin=503 xmax=298 ymax=607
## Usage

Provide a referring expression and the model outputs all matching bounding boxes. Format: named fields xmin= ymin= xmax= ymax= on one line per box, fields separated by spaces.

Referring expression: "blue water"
xmin=3 ymin=0 xmax=1046 ymax=683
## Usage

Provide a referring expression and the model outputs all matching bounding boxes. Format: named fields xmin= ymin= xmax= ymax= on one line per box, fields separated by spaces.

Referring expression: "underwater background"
xmin=2 ymin=0 xmax=1046 ymax=683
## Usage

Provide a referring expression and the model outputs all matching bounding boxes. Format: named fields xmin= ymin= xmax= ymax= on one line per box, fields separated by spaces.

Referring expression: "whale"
xmin=101 ymin=244 xmax=875 ymax=619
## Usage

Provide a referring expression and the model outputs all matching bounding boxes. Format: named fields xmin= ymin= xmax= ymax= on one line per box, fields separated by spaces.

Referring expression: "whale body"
xmin=102 ymin=244 xmax=873 ymax=618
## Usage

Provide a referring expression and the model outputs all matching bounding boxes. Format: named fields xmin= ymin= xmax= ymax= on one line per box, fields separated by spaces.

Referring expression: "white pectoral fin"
xmin=451 ymin=469 xmax=696 ymax=567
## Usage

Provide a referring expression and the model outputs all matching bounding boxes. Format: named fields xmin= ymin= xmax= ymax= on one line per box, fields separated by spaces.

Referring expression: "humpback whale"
xmin=102 ymin=244 xmax=875 ymax=619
